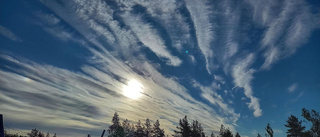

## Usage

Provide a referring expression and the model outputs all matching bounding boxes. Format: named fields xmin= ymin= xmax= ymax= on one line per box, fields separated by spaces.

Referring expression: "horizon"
xmin=0 ymin=0 xmax=320 ymax=137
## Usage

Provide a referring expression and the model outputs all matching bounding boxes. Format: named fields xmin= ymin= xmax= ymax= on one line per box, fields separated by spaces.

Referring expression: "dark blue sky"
xmin=0 ymin=0 xmax=319 ymax=136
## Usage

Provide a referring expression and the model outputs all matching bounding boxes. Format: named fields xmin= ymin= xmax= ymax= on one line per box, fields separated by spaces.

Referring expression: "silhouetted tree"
xmin=135 ymin=120 xmax=145 ymax=137
xmin=301 ymin=108 xmax=320 ymax=137
xmin=210 ymin=132 xmax=215 ymax=137
xmin=285 ymin=115 xmax=306 ymax=137
xmin=152 ymin=120 xmax=165 ymax=137
xmin=191 ymin=120 xmax=205 ymax=137
xmin=219 ymin=124 xmax=225 ymax=136
xmin=174 ymin=116 xmax=191 ymax=137
xmin=145 ymin=118 xmax=152 ymax=137
xmin=28 ymin=128 xmax=40 ymax=137
xmin=257 ymin=133 xmax=261 ymax=137
xmin=52 ymin=133 xmax=56 ymax=137
xmin=45 ymin=132 xmax=49 ymax=137
xmin=223 ymin=128 xmax=233 ymax=137
xmin=235 ymin=132 xmax=240 ymax=137
xmin=108 ymin=112 xmax=121 ymax=135
xmin=265 ymin=123 xmax=273 ymax=137
xmin=122 ymin=119 xmax=134 ymax=137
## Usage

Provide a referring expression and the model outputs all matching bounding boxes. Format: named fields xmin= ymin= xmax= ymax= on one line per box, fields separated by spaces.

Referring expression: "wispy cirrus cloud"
xmin=232 ymin=54 xmax=262 ymax=117
xmin=288 ymin=83 xmax=298 ymax=93
xmin=0 ymin=52 xmax=236 ymax=136
xmin=185 ymin=0 xmax=215 ymax=74
xmin=257 ymin=0 xmax=316 ymax=69
xmin=0 ymin=25 xmax=22 ymax=42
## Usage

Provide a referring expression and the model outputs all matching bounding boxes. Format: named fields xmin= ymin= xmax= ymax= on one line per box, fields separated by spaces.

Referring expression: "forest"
xmin=3 ymin=108 xmax=319 ymax=137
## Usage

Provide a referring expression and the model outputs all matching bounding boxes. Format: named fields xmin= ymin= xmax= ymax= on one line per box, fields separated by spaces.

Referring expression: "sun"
xmin=122 ymin=79 xmax=144 ymax=100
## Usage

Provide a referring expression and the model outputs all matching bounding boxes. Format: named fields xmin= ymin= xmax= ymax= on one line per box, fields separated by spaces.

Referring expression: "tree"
xmin=265 ymin=123 xmax=273 ymax=137
xmin=257 ymin=133 xmax=261 ymax=137
xmin=108 ymin=112 xmax=121 ymax=135
xmin=284 ymin=115 xmax=306 ymax=137
xmin=191 ymin=120 xmax=205 ymax=137
xmin=52 ymin=133 xmax=56 ymax=137
xmin=301 ymin=108 xmax=320 ymax=137
xmin=219 ymin=124 xmax=225 ymax=136
xmin=28 ymin=128 xmax=39 ymax=137
xmin=135 ymin=120 xmax=145 ymax=137
xmin=174 ymin=116 xmax=191 ymax=137
xmin=152 ymin=120 xmax=165 ymax=137
xmin=122 ymin=119 xmax=134 ymax=137
xmin=223 ymin=128 xmax=233 ymax=137
xmin=145 ymin=118 xmax=152 ymax=137
xmin=46 ymin=132 xmax=50 ymax=137
xmin=235 ymin=132 xmax=241 ymax=137
xmin=219 ymin=125 xmax=233 ymax=137
xmin=210 ymin=132 xmax=215 ymax=137
xmin=38 ymin=132 xmax=44 ymax=137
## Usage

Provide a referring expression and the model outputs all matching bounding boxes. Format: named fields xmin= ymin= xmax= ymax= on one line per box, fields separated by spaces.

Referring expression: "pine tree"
xmin=108 ymin=112 xmax=121 ymax=134
xmin=284 ymin=115 xmax=306 ymax=136
xmin=210 ymin=132 xmax=215 ymax=137
xmin=52 ymin=133 xmax=56 ymax=137
xmin=174 ymin=115 xmax=191 ymax=137
xmin=123 ymin=119 xmax=135 ymax=137
xmin=265 ymin=123 xmax=273 ymax=137
xmin=145 ymin=118 xmax=152 ymax=137
xmin=152 ymin=120 xmax=165 ymax=137
xmin=223 ymin=128 xmax=233 ymax=137
xmin=28 ymin=128 xmax=39 ymax=137
xmin=219 ymin=124 xmax=225 ymax=137
xmin=301 ymin=108 xmax=320 ymax=137
xmin=135 ymin=120 xmax=145 ymax=137
xmin=235 ymin=132 xmax=240 ymax=137
xmin=191 ymin=120 xmax=205 ymax=137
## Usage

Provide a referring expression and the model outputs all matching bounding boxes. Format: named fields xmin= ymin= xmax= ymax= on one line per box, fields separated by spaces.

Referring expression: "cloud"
xmin=0 ymin=25 xmax=22 ymax=42
xmin=0 ymin=49 xmax=234 ymax=136
xmin=258 ymin=0 xmax=316 ymax=69
xmin=185 ymin=0 xmax=215 ymax=74
xmin=288 ymin=83 xmax=298 ymax=93
xmin=121 ymin=13 xmax=182 ymax=66
xmin=232 ymin=54 xmax=262 ymax=117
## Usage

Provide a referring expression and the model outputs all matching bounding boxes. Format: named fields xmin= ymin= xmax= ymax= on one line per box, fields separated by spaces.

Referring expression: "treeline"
xmin=4 ymin=128 xmax=57 ymax=137
xmin=3 ymin=108 xmax=319 ymax=137
xmin=106 ymin=108 xmax=319 ymax=137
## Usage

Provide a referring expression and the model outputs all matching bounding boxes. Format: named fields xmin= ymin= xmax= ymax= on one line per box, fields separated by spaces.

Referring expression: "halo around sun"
xmin=122 ymin=79 xmax=144 ymax=100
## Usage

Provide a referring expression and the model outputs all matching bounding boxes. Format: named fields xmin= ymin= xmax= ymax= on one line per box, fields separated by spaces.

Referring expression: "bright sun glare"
xmin=123 ymin=79 xmax=144 ymax=100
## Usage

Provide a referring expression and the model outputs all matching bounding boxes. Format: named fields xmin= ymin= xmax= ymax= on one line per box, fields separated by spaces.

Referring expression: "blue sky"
xmin=0 ymin=0 xmax=319 ymax=136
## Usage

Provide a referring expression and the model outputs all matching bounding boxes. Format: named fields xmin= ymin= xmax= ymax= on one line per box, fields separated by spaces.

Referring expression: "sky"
xmin=0 ymin=0 xmax=320 ymax=137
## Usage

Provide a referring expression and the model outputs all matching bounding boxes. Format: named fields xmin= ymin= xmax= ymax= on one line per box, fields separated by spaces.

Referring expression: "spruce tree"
xmin=174 ymin=115 xmax=191 ymax=137
xmin=108 ymin=112 xmax=121 ymax=134
xmin=285 ymin=115 xmax=306 ymax=137
xmin=219 ymin=124 xmax=225 ymax=136
xmin=235 ymin=132 xmax=240 ymax=137
xmin=210 ymin=132 xmax=215 ymax=137
xmin=265 ymin=123 xmax=273 ymax=137
xmin=301 ymin=108 xmax=320 ymax=137
xmin=145 ymin=118 xmax=152 ymax=137
xmin=191 ymin=120 xmax=205 ymax=137
xmin=152 ymin=120 xmax=165 ymax=137
xmin=135 ymin=120 xmax=145 ymax=137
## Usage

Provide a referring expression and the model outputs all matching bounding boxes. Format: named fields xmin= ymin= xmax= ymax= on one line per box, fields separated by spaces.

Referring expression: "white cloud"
xmin=259 ymin=0 xmax=316 ymax=69
xmin=0 ymin=25 xmax=22 ymax=42
xmin=121 ymin=13 xmax=182 ymax=66
xmin=185 ymin=0 xmax=215 ymax=74
xmin=288 ymin=83 xmax=298 ymax=93
xmin=232 ymin=54 xmax=262 ymax=117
